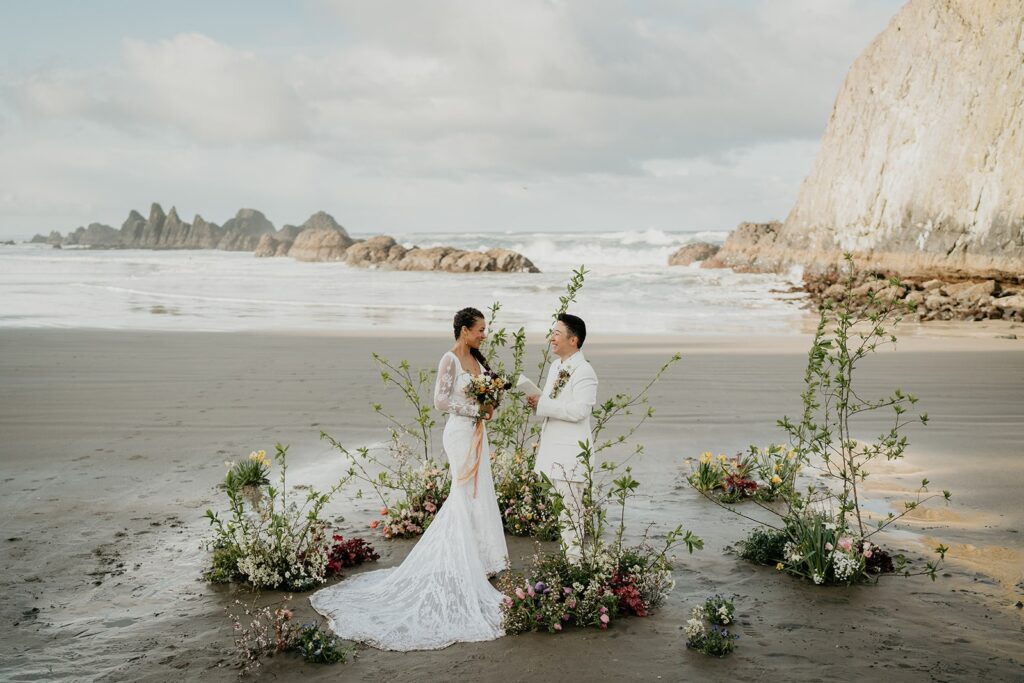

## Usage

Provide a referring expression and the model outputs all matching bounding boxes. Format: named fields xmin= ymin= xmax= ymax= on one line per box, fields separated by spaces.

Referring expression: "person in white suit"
xmin=526 ymin=313 xmax=598 ymax=561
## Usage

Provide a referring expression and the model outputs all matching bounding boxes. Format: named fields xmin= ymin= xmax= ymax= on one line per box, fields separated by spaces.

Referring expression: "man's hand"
xmin=526 ymin=394 xmax=540 ymax=411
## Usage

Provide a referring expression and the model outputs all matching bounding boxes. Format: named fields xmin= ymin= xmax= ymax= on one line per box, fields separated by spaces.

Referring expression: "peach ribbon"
xmin=458 ymin=419 xmax=485 ymax=498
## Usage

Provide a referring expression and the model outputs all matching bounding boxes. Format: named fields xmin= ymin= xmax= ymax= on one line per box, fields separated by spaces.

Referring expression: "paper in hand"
xmin=516 ymin=375 xmax=542 ymax=398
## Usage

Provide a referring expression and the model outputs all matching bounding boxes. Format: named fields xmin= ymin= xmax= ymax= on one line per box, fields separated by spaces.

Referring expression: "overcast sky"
xmin=0 ymin=0 xmax=904 ymax=239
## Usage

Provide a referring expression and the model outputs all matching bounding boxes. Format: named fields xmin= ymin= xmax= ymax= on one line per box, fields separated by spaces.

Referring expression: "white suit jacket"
xmin=533 ymin=350 xmax=598 ymax=482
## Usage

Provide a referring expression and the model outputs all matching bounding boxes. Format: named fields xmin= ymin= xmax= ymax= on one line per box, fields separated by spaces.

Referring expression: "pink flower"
xmin=863 ymin=550 xmax=873 ymax=559
xmin=425 ymin=502 xmax=436 ymax=513
xmin=504 ymin=597 xmax=514 ymax=607
xmin=553 ymin=623 xmax=562 ymax=631
xmin=567 ymin=598 xmax=577 ymax=609
xmin=838 ymin=537 xmax=853 ymax=552
xmin=599 ymin=606 xmax=608 ymax=614
xmin=600 ymin=614 xmax=610 ymax=624
xmin=515 ymin=588 xmax=526 ymax=600
xmin=562 ymin=614 xmax=570 ymax=621
xmin=379 ymin=507 xmax=389 ymax=516
xmin=369 ymin=519 xmax=379 ymax=529
xmin=825 ymin=542 xmax=833 ymax=551
xmin=527 ymin=586 xmax=535 ymax=597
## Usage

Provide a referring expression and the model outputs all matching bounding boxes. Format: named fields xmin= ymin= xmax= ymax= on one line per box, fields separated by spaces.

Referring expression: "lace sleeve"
xmin=434 ymin=353 xmax=479 ymax=417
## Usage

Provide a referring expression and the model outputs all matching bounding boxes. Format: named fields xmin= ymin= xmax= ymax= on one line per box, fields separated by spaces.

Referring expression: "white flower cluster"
xmin=716 ymin=604 xmax=732 ymax=625
xmin=685 ymin=617 xmax=706 ymax=640
xmin=636 ymin=568 xmax=675 ymax=610
xmin=830 ymin=551 xmax=859 ymax=582
xmin=811 ymin=571 xmax=824 ymax=585
xmin=231 ymin=517 xmax=330 ymax=590
xmin=783 ymin=541 xmax=804 ymax=564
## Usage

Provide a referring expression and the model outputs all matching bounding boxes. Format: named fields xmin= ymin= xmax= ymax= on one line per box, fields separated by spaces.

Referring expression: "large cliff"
xmin=710 ymin=0 xmax=1024 ymax=281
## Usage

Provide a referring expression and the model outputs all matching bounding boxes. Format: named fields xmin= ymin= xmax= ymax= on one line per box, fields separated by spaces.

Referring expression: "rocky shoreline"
xmin=802 ymin=269 xmax=1024 ymax=323
xmin=28 ymin=203 xmax=539 ymax=274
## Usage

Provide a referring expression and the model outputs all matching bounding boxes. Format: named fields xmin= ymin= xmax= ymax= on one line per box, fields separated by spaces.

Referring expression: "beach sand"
xmin=1 ymin=328 xmax=1022 ymax=681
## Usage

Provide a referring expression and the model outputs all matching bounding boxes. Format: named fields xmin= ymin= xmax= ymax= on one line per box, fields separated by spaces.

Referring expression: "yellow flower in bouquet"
xmin=465 ymin=372 xmax=512 ymax=415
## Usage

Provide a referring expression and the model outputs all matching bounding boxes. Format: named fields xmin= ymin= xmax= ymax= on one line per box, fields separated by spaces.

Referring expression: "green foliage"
xmin=294 ymin=624 xmax=352 ymax=664
xmin=701 ymin=255 xmax=951 ymax=584
xmin=735 ymin=527 xmax=788 ymax=566
xmin=491 ymin=446 xmax=560 ymax=540
xmin=226 ymin=449 xmax=271 ymax=487
xmin=226 ymin=596 xmax=351 ymax=674
xmin=202 ymin=444 xmax=351 ymax=590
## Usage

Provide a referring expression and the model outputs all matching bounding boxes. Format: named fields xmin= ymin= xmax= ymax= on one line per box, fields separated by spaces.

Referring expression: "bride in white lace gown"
xmin=310 ymin=307 xmax=509 ymax=651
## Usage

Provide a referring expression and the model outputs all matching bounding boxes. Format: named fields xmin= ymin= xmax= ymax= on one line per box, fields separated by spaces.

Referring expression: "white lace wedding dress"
xmin=309 ymin=350 xmax=509 ymax=651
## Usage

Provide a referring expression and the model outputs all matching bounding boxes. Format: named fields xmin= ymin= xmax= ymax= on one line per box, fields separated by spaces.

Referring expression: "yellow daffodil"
xmin=717 ymin=454 xmax=727 ymax=463
xmin=773 ymin=463 xmax=781 ymax=473
xmin=700 ymin=452 xmax=712 ymax=464
xmin=776 ymin=562 xmax=785 ymax=570
xmin=771 ymin=474 xmax=782 ymax=485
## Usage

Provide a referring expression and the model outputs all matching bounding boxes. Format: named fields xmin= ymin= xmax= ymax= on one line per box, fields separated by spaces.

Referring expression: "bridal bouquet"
xmin=465 ymin=371 xmax=512 ymax=417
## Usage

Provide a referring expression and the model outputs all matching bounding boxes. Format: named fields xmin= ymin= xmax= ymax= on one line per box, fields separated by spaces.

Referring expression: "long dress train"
xmin=308 ymin=350 xmax=509 ymax=651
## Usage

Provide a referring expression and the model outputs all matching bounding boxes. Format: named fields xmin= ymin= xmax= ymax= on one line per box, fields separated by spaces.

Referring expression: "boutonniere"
xmin=549 ymin=367 xmax=573 ymax=399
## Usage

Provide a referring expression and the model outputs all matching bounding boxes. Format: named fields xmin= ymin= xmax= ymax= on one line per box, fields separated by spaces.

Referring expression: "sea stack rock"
xmin=287 ymin=212 xmax=354 ymax=261
xmin=709 ymin=0 xmax=1024 ymax=282
xmin=217 ymin=209 xmax=276 ymax=251
xmin=68 ymin=222 xmax=120 ymax=247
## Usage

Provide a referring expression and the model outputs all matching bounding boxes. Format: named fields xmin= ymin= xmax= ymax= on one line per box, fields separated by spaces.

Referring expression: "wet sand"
xmin=1 ymin=328 xmax=1022 ymax=681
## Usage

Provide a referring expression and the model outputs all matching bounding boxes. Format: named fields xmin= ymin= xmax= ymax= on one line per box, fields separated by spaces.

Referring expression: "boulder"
xmin=924 ymin=294 xmax=953 ymax=310
xmin=486 ymin=248 xmax=540 ymax=273
xmin=905 ymin=290 xmax=925 ymax=306
xmin=288 ymin=228 xmax=354 ymax=262
xmin=921 ymin=279 xmax=945 ymax=292
xmin=254 ymin=234 xmax=289 ymax=257
xmin=396 ymin=247 xmax=455 ymax=271
xmin=993 ymin=295 xmax=1024 ymax=314
xmin=344 ymin=235 xmax=408 ymax=267
xmin=440 ymin=250 xmax=496 ymax=272
xmin=944 ymin=280 xmax=998 ymax=303
xmin=702 ymin=222 xmax=780 ymax=270
xmin=821 ymin=283 xmax=847 ymax=301
xmin=668 ymin=242 xmax=720 ymax=266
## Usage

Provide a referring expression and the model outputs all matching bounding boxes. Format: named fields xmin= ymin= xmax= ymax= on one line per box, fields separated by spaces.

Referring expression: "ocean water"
xmin=0 ymin=230 xmax=808 ymax=336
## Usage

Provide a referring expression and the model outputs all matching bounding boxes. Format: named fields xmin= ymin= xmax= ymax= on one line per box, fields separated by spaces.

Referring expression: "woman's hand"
xmin=482 ymin=404 xmax=495 ymax=421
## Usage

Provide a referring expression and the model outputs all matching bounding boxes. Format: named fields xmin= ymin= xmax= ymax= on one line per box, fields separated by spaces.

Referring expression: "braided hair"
xmin=453 ymin=307 xmax=492 ymax=375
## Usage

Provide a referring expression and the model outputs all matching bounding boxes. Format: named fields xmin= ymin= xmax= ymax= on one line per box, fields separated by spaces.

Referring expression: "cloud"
xmin=0 ymin=2 xmax=904 ymax=237
xmin=10 ymin=33 xmax=309 ymax=144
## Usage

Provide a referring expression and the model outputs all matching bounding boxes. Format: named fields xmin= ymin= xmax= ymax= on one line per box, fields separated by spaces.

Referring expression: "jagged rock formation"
xmin=707 ymin=0 xmax=1024 ymax=284
xmin=63 ymin=223 xmax=120 ymax=247
xmin=216 ymin=209 xmax=275 ymax=251
xmin=667 ymin=242 xmax=720 ymax=266
xmin=28 ymin=204 xmax=541 ymax=273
